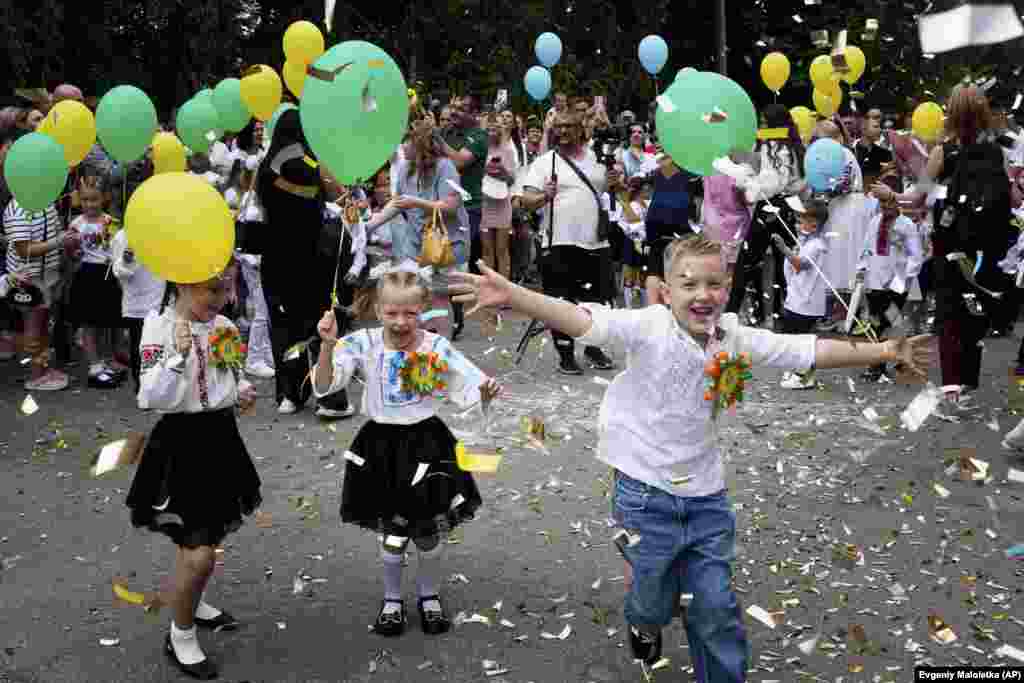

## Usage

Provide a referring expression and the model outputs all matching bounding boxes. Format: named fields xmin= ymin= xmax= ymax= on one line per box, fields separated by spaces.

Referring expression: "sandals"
xmin=373 ymin=599 xmax=406 ymax=637
xmin=417 ymin=595 xmax=451 ymax=635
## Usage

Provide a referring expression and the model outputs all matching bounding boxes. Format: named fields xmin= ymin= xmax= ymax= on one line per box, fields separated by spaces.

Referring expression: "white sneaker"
xmin=781 ymin=372 xmax=815 ymax=390
xmin=277 ymin=398 xmax=299 ymax=415
xmin=1003 ymin=419 xmax=1024 ymax=450
xmin=315 ymin=404 xmax=355 ymax=419
xmin=245 ymin=361 xmax=275 ymax=379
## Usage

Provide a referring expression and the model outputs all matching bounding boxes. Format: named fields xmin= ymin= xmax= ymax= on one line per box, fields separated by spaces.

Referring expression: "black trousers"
xmin=540 ymin=245 xmax=612 ymax=356
xmin=865 ymin=290 xmax=909 ymax=337
xmin=125 ymin=317 xmax=144 ymax=393
xmin=780 ymin=309 xmax=819 ymax=335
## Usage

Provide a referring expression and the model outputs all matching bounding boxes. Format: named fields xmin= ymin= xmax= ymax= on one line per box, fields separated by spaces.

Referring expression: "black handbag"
xmin=557 ymin=152 xmax=613 ymax=243
xmin=2 ymin=201 xmax=46 ymax=308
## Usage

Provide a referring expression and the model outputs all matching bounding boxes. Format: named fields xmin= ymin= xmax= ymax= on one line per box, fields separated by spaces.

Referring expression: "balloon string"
xmin=751 ymin=192 xmax=880 ymax=344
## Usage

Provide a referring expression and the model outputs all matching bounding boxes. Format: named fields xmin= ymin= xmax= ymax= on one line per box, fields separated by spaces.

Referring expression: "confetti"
xmin=540 ymin=624 xmax=572 ymax=640
xmin=21 ymin=394 xmax=38 ymax=416
xmin=900 ymin=384 xmax=942 ymax=432
xmin=996 ymin=643 xmax=1024 ymax=663
xmin=746 ymin=605 xmax=779 ymax=629
xmin=928 ymin=613 xmax=957 ymax=644
xmin=99 ymin=638 xmax=120 ymax=647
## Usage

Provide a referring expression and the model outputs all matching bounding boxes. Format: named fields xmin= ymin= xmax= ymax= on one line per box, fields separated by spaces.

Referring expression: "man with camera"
xmin=520 ymin=112 xmax=616 ymax=375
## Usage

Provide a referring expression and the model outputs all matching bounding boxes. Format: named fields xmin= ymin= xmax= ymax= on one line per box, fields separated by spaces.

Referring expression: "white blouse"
xmin=138 ymin=309 xmax=251 ymax=413
xmin=313 ymin=328 xmax=488 ymax=425
xmin=576 ymin=306 xmax=816 ymax=498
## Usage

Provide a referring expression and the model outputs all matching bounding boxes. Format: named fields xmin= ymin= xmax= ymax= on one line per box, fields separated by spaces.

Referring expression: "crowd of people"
xmin=1 ymin=77 xmax=1021 ymax=682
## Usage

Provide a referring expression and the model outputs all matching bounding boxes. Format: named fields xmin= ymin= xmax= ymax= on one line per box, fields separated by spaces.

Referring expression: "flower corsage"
xmin=208 ymin=326 xmax=247 ymax=372
xmin=704 ymin=351 xmax=752 ymax=418
xmin=399 ymin=351 xmax=449 ymax=396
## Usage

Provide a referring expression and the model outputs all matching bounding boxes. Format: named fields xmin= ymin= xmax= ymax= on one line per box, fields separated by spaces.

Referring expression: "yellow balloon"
xmin=283 ymin=20 xmax=325 ymax=66
xmin=842 ymin=46 xmax=866 ymax=85
xmin=240 ymin=65 xmax=284 ymax=121
xmin=40 ymin=100 xmax=96 ymax=167
xmin=813 ymin=83 xmax=842 ymax=117
xmin=283 ymin=60 xmax=308 ymax=98
xmin=760 ymin=52 xmax=791 ymax=93
xmin=125 ymin=172 xmax=234 ymax=284
xmin=151 ymin=132 xmax=186 ymax=175
xmin=790 ymin=106 xmax=816 ymax=142
xmin=912 ymin=102 xmax=945 ymax=143
xmin=809 ymin=55 xmax=834 ymax=91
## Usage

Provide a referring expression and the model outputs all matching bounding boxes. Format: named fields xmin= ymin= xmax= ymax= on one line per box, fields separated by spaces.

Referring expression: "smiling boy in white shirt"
xmin=451 ymin=234 xmax=933 ymax=682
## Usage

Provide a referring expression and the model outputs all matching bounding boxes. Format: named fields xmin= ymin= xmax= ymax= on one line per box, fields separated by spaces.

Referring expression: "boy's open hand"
xmin=889 ymin=335 xmax=935 ymax=382
xmin=479 ymin=377 xmax=502 ymax=406
xmin=449 ymin=261 xmax=514 ymax=318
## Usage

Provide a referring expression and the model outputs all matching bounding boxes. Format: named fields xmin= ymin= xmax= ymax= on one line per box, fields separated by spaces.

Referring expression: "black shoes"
xmin=450 ymin=322 xmax=464 ymax=342
xmin=373 ymin=599 xmax=407 ymax=637
xmin=557 ymin=355 xmax=584 ymax=375
xmin=164 ymin=635 xmax=218 ymax=680
xmin=193 ymin=610 xmax=238 ymax=632
xmin=584 ymin=348 xmax=616 ymax=371
xmin=417 ymin=595 xmax=451 ymax=635
xmin=629 ymin=625 xmax=663 ymax=665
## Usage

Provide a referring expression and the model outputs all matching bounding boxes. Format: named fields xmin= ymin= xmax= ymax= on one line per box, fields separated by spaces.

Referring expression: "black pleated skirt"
xmin=126 ymin=409 xmax=262 ymax=548
xmin=341 ymin=416 xmax=482 ymax=538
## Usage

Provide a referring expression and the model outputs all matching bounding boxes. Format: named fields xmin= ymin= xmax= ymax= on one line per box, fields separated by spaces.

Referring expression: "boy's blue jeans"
xmin=613 ymin=472 xmax=748 ymax=683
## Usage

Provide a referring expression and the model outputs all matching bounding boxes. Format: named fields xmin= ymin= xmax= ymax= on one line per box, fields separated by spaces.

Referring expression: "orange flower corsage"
xmin=399 ymin=351 xmax=449 ymax=396
xmin=704 ymin=351 xmax=752 ymax=418
xmin=209 ymin=326 xmax=247 ymax=371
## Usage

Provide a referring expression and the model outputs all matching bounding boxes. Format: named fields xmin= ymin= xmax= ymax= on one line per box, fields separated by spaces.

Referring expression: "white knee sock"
xmin=381 ymin=548 xmax=404 ymax=602
xmin=415 ymin=542 xmax=444 ymax=599
xmin=194 ymin=588 xmax=221 ymax=620
xmin=170 ymin=621 xmax=206 ymax=665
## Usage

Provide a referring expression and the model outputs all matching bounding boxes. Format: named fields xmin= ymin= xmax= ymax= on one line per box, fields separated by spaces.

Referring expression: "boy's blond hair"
xmin=663 ymin=234 xmax=726 ymax=278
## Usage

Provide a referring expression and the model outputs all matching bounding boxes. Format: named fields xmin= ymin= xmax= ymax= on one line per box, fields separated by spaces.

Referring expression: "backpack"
xmin=941 ymin=141 xmax=1014 ymax=285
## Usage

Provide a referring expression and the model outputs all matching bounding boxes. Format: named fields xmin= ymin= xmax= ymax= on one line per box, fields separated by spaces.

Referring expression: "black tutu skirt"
xmin=126 ymin=409 xmax=262 ymax=548
xmin=70 ymin=262 xmax=123 ymax=327
xmin=341 ymin=416 xmax=482 ymax=538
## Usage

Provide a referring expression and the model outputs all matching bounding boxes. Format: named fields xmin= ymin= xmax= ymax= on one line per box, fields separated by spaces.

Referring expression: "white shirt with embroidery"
xmin=138 ymin=309 xmax=251 ymax=413
xmin=576 ymin=305 xmax=816 ymax=498
xmin=313 ymin=328 xmax=488 ymax=425
xmin=857 ymin=214 xmax=925 ymax=293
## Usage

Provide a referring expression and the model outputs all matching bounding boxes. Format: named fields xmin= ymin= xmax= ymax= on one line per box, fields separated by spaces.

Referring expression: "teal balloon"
xmin=195 ymin=89 xmax=215 ymax=108
xmin=4 ymin=133 xmax=69 ymax=212
xmin=95 ymin=86 xmax=158 ymax=163
xmin=176 ymin=98 xmax=220 ymax=154
xmin=301 ymin=41 xmax=409 ymax=184
xmin=638 ymin=35 xmax=669 ymax=75
xmin=212 ymin=78 xmax=251 ymax=133
xmin=524 ymin=66 xmax=552 ymax=102
xmin=267 ymin=103 xmax=297 ymax=143
xmin=675 ymin=67 xmax=698 ymax=82
xmin=655 ymin=71 xmax=756 ymax=177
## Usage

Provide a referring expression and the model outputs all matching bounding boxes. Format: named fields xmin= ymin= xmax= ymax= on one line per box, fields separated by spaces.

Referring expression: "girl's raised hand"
xmin=449 ymin=260 xmax=514 ymax=318
xmin=317 ymin=309 xmax=338 ymax=341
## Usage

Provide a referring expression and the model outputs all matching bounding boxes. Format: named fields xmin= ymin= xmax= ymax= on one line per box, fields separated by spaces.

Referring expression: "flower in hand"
xmin=888 ymin=335 xmax=935 ymax=382
xmin=449 ymin=261 xmax=515 ymax=318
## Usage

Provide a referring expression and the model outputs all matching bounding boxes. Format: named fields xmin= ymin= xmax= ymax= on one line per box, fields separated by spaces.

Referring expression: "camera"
xmin=592 ymin=125 xmax=628 ymax=169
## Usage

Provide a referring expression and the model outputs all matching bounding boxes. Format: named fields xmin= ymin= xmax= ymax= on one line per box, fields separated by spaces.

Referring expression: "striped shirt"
xmin=3 ymin=201 xmax=64 ymax=280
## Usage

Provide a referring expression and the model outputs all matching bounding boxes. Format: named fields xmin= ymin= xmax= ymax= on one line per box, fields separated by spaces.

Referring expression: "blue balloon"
xmin=804 ymin=138 xmax=847 ymax=192
xmin=524 ymin=66 xmax=552 ymax=102
xmin=535 ymin=32 xmax=562 ymax=68
xmin=638 ymin=35 xmax=669 ymax=75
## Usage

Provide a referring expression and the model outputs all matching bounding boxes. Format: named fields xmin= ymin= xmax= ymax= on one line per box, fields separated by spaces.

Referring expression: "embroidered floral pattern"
xmin=195 ymin=334 xmax=210 ymax=410
xmin=140 ymin=344 xmax=164 ymax=371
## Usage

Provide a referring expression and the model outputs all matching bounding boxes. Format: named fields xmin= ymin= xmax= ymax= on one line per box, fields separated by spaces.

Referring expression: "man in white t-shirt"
xmin=520 ymin=112 xmax=615 ymax=375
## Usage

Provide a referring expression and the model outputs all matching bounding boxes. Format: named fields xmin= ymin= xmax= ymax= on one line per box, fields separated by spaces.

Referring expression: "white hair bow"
xmin=369 ymin=259 xmax=434 ymax=281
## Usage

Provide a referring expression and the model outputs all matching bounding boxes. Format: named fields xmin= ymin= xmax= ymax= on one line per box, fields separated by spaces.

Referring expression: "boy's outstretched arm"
xmin=814 ymin=335 xmax=934 ymax=379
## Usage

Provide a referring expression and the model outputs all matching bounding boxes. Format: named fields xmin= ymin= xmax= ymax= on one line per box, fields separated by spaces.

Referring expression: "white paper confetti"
xmin=21 ymin=394 xmax=38 ymax=416
xmin=540 ymin=624 xmax=572 ymax=640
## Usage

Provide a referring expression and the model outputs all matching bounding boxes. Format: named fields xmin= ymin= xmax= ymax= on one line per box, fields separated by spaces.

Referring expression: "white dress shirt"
xmin=783 ymin=233 xmax=830 ymax=317
xmin=576 ymin=306 xmax=816 ymax=498
xmin=110 ymin=230 xmax=166 ymax=319
xmin=857 ymin=214 xmax=925 ymax=293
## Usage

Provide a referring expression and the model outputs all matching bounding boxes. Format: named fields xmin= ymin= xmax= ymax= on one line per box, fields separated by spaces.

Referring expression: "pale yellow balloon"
xmin=760 ymin=52 xmax=791 ymax=93
xmin=790 ymin=106 xmax=816 ymax=142
xmin=283 ymin=20 xmax=325 ymax=66
xmin=240 ymin=65 xmax=284 ymax=121
xmin=39 ymin=100 xmax=96 ymax=167
xmin=125 ymin=172 xmax=234 ymax=284
xmin=283 ymin=60 xmax=308 ymax=98
xmin=912 ymin=102 xmax=945 ymax=143
xmin=842 ymin=46 xmax=866 ymax=85
xmin=813 ymin=83 xmax=842 ymax=117
xmin=809 ymin=55 xmax=834 ymax=91
xmin=151 ymin=132 xmax=186 ymax=175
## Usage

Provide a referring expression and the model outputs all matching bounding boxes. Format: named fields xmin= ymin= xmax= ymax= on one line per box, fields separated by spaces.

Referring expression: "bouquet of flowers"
xmin=704 ymin=351 xmax=753 ymax=418
xmin=209 ymin=326 xmax=247 ymax=372
xmin=399 ymin=351 xmax=449 ymax=396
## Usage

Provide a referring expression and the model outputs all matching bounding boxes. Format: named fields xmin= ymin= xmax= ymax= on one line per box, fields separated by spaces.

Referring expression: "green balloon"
xmin=675 ymin=67 xmax=699 ymax=82
xmin=213 ymin=78 xmax=251 ymax=133
xmin=176 ymin=98 xmax=220 ymax=154
xmin=267 ymin=103 xmax=297 ymax=144
xmin=196 ymin=89 xmax=215 ymax=108
xmin=301 ymin=41 xmax=409 ymax=184
xmin=656 ymin=71 xmax=756 ymax=177
xmin=4 ymin=133 xmax=69 ymax=212
xmin=95 ymin=86 xmax=158 ymax=163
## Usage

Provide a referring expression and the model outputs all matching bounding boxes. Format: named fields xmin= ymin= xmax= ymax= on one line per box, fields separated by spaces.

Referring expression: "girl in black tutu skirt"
xmin=313 ymin=263 xmax=501 ymax=637
xmin=126 ymin=270 xmax=260 ymax=680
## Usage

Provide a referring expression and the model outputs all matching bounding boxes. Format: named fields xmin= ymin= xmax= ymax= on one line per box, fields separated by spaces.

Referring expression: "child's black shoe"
xmin=417 ymin=595 xmax=450 ymax=635
xmin=373 ymin=599 xmax=406 ymax=637
xmin=629 ymin=625 xmax=662 ymax=665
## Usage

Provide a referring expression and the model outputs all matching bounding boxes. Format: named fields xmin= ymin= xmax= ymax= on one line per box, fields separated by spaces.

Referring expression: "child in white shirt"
xmin=772 ymin=201 xmax=830 ymax=389
xmin=450 ymin=235 xmax=932 ymax=681
xmin=110 ymin=227 xmax=166 ymax=394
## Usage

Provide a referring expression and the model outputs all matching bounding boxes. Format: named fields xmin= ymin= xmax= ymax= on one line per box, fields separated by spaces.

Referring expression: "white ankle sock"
xmin=169 ymin=621 xmax=206 ymax=665
xmin=194 ymin=600 xmax=221 ymax=620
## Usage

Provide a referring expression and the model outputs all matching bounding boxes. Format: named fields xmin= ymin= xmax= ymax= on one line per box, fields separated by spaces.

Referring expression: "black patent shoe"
xmin=194 ymin=610 xmax=238 ymax=632
xmin=450 ymin=322 xmax=464 ymax=342
xmin=417 ymin=595 xmax=451 ymax=635
xmin=628 ymin=625 xmax=663 ymax=665
xmin=584 ymin=348 xmax=616 ymax=371
xmin=557 ymin=355 xmax=583 ymax=376
xmin=373 ymin=599 xmax=406 ymax=636
xmin=164 ymin=635 xmax=218 ymax=680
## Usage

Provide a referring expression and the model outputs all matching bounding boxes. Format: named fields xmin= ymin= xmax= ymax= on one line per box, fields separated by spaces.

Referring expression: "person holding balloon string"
xmin=312 ymin=264 xmax=501 ymax=638
xmin=449 ymin=235 xmax=934 ymax=681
